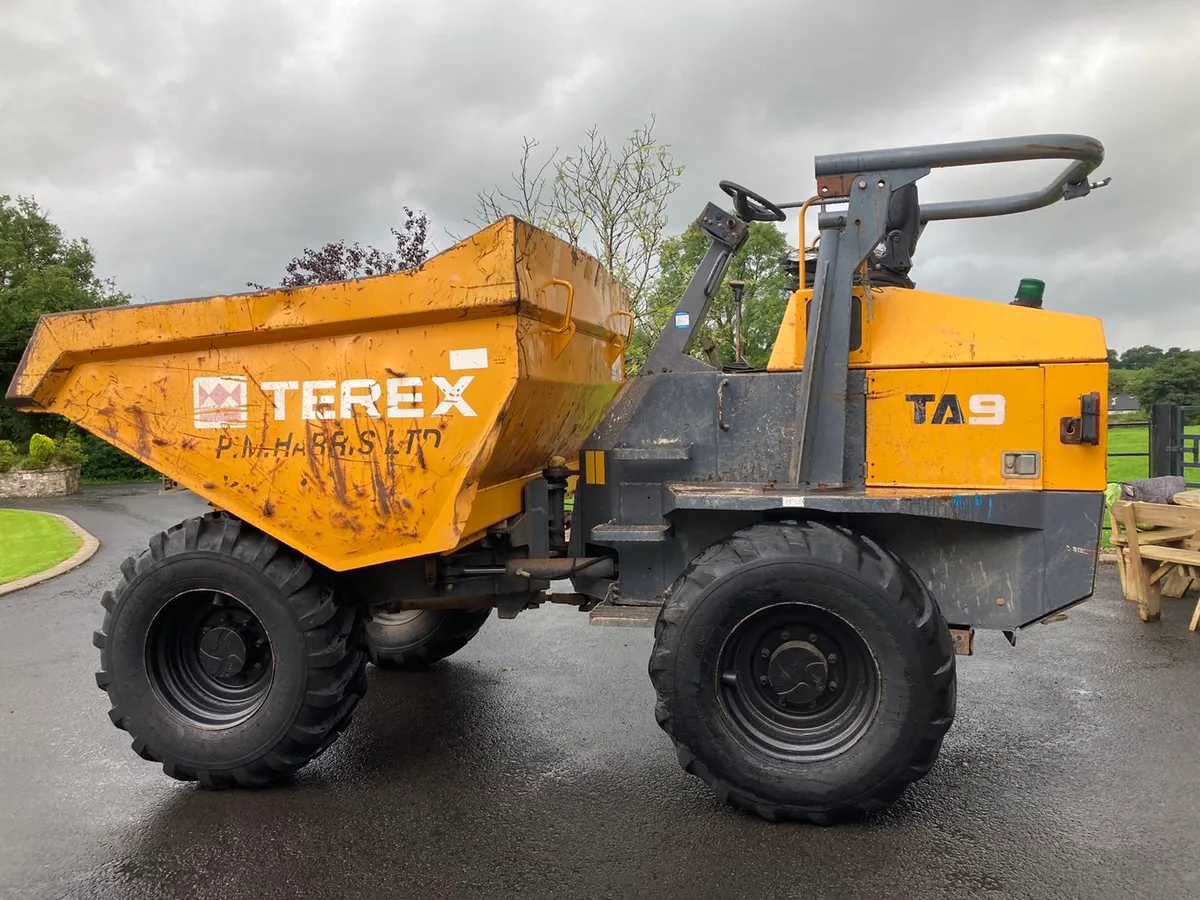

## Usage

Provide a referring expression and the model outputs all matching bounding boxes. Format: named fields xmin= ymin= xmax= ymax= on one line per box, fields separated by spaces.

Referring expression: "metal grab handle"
xmin=612 ymin=310 xmax=635 ymax=349
xmin=544 ymin=278 xmax=577 ymax=359
xmin=545 ymin=279 xmax=576 ymax=334
xmin=611 ymin=310 xmax=635 ymax=380
xmin=793 ymin=195 xmax=822 ymax=275
xmin=813 ymin=133 xmax=1106 ymax=222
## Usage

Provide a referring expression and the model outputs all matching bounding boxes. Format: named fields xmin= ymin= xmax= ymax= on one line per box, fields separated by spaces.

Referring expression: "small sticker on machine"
xmin=674 ymin=312 xmax=690 ymax=329
xmin=449 ymin=348 xmax=489 ymax=371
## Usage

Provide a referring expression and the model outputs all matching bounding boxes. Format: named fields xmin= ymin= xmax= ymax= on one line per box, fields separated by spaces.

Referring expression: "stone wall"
xmin=0 ymin=465 xmax=82 ymax=499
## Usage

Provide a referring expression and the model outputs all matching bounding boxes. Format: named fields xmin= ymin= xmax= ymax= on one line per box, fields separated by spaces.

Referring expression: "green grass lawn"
xmin=81 ymin=474 xmax=163 ymax=485
xmin=0 ymin=509 xmax=83 ymax=585
xmin=1107 ymin=425 xmax=1151 ymax=483
xmin=1105 ymin=423 xmax=1200 ymax=484
xmin=1104 ymin=426 xmax=1149 ymax=548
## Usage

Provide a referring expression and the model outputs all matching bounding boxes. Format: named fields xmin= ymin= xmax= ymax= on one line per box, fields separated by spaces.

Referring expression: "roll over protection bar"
xmin=812 ymin=133 xmax=1108 ymax=222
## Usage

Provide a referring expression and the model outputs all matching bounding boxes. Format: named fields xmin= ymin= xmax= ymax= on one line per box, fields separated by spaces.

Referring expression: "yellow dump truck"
xmin=7 ymin=133 xmax=1111 ymax=823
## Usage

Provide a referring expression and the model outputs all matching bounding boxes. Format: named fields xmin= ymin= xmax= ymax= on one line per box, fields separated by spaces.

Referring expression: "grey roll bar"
xmin=812 ymin=133 xmax=1106 ymax=222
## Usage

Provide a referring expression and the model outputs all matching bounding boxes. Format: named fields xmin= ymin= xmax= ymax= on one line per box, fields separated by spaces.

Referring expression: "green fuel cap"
xmin=1013 ymin=278 xmax=1045 ymax=307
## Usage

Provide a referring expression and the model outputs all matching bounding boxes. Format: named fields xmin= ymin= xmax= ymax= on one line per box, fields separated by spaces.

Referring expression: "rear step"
xmin=610 ymin=444 xmax=691 ymax=461
xmin=590 ymin=524 xmax=671 ymax=542
xmin=588 ymin=601 xmax=660 ymax=627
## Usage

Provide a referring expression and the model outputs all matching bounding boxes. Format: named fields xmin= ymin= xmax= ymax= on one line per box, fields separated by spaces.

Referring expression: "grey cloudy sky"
xmin=3 ymin=0 xmax=1198 ymax=352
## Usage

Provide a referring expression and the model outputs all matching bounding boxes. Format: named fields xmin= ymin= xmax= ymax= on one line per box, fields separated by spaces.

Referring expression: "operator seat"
xmin=780 ymin=182 xmax=923 ymax=291
xmin=874 ymin=182 xmax=922 ymax=287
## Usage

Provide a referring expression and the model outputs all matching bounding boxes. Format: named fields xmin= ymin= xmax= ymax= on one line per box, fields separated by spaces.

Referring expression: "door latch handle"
xmin=1060 ymin=391 xmax=1101 ymax=445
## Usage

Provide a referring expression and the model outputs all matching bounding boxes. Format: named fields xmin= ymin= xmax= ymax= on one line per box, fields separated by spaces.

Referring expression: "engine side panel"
xmin=866 ymin=366 xmax=1046 ymax=490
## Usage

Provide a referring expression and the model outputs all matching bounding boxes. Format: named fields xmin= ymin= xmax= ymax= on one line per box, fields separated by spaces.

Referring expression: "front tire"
xmin=93 ymin=513 xmax=368 ymax=787
xmin=365 ymin=607 xmax=491 ymax=670
xmin=649 ymin=521 xmax=956 ymax=824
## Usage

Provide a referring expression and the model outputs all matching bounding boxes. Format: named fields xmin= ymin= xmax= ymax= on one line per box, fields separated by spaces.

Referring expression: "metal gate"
xmin=1149 ymin=404 xmax=1200 ymax=487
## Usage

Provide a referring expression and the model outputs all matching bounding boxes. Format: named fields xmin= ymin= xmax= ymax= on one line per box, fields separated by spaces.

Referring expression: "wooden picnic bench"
xmin=1109 ymin=498 xmax=1200 ymax=630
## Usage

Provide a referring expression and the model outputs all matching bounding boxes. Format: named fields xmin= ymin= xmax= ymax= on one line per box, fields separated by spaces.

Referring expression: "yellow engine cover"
xmin=768 ymin=284 xmax=1108 ymax=492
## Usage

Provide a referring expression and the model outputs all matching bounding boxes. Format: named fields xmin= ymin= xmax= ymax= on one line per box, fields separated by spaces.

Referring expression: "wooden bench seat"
xmin=1133 ymin=544 xmax=1200 ymax=565
xmin=1109 ymin=499 xmax=1200 ymax=629
xmin=1109 ymin=526 xmax=1197 ymax=547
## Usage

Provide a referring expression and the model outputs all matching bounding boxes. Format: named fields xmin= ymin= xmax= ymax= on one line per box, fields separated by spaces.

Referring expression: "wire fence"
xmin=1108 ymin=418 xmax=1149 ymax=469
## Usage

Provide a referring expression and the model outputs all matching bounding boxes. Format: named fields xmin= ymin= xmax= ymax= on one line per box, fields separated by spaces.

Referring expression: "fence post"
xmin=1150 ymin=404 xmax=1181 ymax=478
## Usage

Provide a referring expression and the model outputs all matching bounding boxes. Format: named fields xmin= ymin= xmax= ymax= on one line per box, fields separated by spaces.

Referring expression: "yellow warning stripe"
xmin=583 ymin=450 xmax=606 ymax=485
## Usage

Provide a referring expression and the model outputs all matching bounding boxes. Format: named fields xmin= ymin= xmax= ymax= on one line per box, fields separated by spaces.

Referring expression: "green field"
xmin=0 ymin=509 xmax=82 ymax=585
xmin=1107 ymin=424 xmax=1151 ymax=483
xmin=1101 ymin=423 xmax=1200 ymax=545
xmin=1106 ymin=422 xmax=1200 ymax=484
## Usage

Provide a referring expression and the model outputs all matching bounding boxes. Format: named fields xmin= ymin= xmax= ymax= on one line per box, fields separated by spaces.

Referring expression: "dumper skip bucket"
xmin=7 ymin=217 xmax=631 ymax=570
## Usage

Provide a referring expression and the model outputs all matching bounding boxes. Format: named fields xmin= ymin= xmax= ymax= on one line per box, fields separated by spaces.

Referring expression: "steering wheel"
xmin=719 ymin=180 xmax=787 ymax=223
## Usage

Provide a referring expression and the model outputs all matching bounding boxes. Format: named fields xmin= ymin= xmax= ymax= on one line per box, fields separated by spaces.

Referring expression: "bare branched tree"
xmin=473 ymin=115 xmax=684 ymax=342
xmin=473 ymin=138 xmax=558 ymax=229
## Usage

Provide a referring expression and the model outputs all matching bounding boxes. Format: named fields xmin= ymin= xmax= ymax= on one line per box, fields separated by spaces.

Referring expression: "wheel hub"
xmin=147 ymin=589 xmax=274 ymax=729
xmin=767 ymin=640 xmax=828 ymax=703
xmin=199 ymin=625 xmax=249 ymax=679
xmin=717 ymin=603 xmax=878 ymax=762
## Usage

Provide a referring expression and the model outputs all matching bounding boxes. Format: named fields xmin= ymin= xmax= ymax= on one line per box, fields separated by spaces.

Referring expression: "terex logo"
xmin=192 ymin=375 xmax=477 ymax=430
xmin=259 ymin=377 xmax=477 ymax=422
xmin=905 ymin=393 xmax=1005 ymax=426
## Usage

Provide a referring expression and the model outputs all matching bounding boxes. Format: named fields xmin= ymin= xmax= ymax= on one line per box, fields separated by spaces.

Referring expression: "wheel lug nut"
xmin=759 ymin=676 xmax=769 ymax=686
xmin=808 ymin=633 xmax=817 ymax=642
xmin=760 ymin=648 xmax=770 ymax=659
xmin=828 ymin=681 xmax=838 ymax=692
xmin=780 ymin=631 xmax=790 ymax=641
xmin=252 ymin=662 xmax=262 ymax=671
xmin=827 ymin=653 xmax=838 ymax=665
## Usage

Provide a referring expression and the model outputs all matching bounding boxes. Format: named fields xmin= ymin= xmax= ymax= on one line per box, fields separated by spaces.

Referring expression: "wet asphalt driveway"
xmin=2 ymin=485 xmax=1200 ymax=899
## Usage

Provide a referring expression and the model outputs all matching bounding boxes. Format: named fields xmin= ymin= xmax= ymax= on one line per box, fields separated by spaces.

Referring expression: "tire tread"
xmin=93 ymin=511 xmax=368 ymax=788
xmin=647 ymin=520 xmax=956 ymax=824
xmin=366 ymin=608 xmax=491 ymax=670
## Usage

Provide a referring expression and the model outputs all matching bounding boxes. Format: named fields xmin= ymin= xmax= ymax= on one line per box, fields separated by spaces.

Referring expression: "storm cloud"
xmin=3 ymin=0 xmax=1198 ymax=351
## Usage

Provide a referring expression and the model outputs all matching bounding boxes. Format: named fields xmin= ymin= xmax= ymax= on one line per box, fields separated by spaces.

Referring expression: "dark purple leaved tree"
xmin=249 ymin=207 xmax=430 ymax=290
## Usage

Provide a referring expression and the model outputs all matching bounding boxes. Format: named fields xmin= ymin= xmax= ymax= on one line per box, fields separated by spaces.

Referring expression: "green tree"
xmin=0 ymin=195 xmax=153 ymax=480
xmin=1136 ymin=353 xmax=1200 ymax=410
xmin=1109 ymin=367 xmax=1148 ymax=395
xmin=1 ymin=196 xmax=129 ymax=441
xmin=637 ymin=221 xmax=791 ymax=370
xmin=1119 ymin=345 xmax=1165 ymax=369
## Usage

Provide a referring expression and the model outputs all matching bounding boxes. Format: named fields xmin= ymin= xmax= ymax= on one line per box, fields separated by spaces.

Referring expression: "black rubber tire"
xmin=365 ymin=608 xmax=491 ymax=670
xmin=648 ymin=520 xmax=956 ymax=824
xmin=93 ymin=512 xmax=368 ymax=788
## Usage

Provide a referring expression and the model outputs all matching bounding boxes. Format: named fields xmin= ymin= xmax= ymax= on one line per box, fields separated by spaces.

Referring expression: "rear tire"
xmin=649 ymin=520 xmax=956 ymax=824
xmin=93 ymin=512 xmax=368 ymax=787
xmin=365 ymin=608 xmax=491 ymax=670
